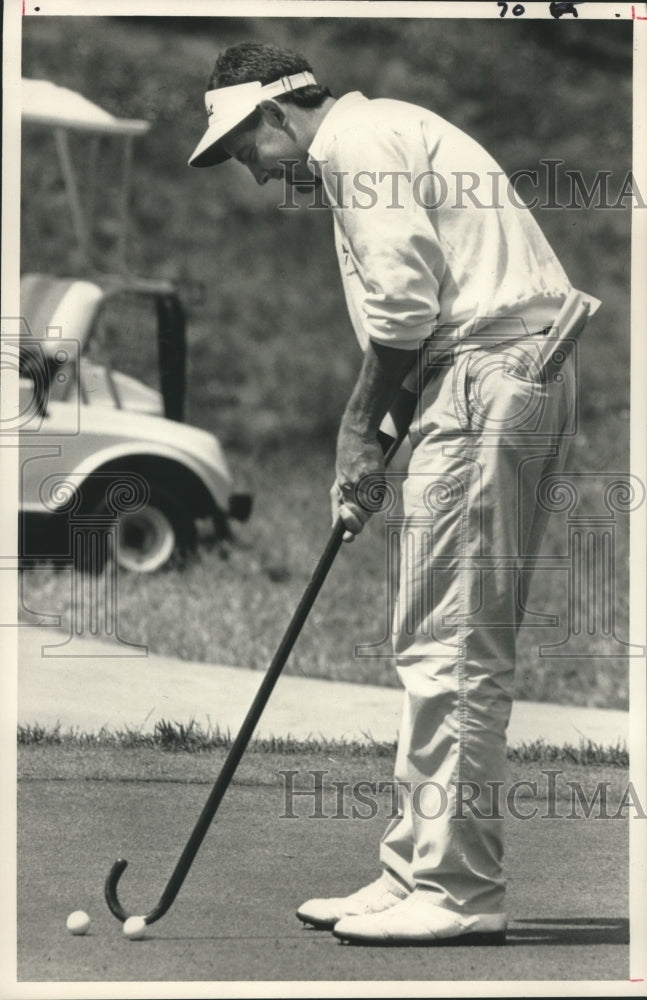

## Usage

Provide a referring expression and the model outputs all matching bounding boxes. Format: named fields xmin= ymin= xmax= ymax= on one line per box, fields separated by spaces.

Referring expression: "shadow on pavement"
xmin=507 ymin=916 xmax=628 ymax=946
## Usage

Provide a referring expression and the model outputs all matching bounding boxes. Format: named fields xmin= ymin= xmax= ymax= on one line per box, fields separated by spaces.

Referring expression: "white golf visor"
xmin=188 ymin=71 xmax=317 ymax=168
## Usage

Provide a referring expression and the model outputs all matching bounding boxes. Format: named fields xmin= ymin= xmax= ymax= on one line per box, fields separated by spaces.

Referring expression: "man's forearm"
xmin=340 ymin=339 xmax=418 ymax=441
xmin=334 ymin=339 xmax=418 ymax=526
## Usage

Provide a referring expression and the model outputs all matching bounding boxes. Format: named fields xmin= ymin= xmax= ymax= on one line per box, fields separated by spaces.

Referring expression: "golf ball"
xmin=123 ymin=915 xmax=147 ymax=940
xmin=66 ymin=910 xmax=90 ymax=935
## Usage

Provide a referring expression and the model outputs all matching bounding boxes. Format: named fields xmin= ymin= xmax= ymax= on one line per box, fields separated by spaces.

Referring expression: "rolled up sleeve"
xmin=322 ymin=124 xmax=444 ymax=350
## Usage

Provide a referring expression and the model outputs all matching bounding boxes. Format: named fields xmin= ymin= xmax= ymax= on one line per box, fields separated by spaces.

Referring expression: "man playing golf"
xmin=189 ymin=42 xmax=597 ymax=946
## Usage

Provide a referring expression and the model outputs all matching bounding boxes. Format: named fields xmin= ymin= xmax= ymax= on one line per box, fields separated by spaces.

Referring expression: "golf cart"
xmin=18 ymin=79 xmax=251 ymax=573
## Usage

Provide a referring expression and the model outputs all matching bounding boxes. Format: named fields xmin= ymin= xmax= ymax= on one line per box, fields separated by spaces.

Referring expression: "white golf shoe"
xmin=296 ymin=873 xmax=409 ymax=930
xmin=332 ymin=890 xmax=507 ymax=946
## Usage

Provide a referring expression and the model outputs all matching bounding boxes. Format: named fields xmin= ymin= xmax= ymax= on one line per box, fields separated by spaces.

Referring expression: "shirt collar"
xmin=308 ymin=91 xmax=368 ymax=165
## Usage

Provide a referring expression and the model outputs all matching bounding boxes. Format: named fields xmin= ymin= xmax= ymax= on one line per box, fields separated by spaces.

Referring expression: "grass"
xmin=16 ymin=15 xmax=634 ymax=710
xmin=16 ymin=719 xmax=629 ymax=767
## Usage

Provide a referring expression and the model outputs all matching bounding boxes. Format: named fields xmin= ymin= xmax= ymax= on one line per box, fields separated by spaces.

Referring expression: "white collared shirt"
xmin=308 ymin=92 xmax=572 ymax=355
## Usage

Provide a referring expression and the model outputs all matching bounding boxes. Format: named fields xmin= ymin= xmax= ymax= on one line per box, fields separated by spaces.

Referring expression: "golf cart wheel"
xmin=115 ymin=490 xmax=196 ymax=574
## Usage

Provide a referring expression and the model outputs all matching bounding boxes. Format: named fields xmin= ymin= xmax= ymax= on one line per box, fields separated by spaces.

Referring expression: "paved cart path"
xmin=16 ymin=626 xmax=628 ymax=747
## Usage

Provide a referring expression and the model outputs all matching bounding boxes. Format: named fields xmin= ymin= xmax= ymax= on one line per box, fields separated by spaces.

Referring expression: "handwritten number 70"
xmin=497 ymin=2 xmax=526 ymax=15
xmin=498 ymin=1 xmax=581 ymax=15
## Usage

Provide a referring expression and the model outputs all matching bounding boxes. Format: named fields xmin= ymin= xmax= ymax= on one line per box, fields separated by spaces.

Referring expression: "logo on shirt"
xmin=341 ymin=242 xmax=358 ymax=278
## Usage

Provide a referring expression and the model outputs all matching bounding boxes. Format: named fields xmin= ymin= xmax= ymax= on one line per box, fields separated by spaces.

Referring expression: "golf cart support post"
xmin=22 ymin=78 xmax=150 ymax=271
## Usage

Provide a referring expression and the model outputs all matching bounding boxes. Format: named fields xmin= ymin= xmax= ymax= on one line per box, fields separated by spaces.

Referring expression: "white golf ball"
xmin=66 ymin=910 xmax=90 ymax=935
xmin=123 ymin=915 xmax=147 ymax=940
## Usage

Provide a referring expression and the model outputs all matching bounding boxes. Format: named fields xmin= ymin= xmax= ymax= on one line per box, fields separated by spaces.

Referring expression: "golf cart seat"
xmin=19 ymin=272 xmax=169 ymax=416
xmin=20 ymin=272 xmax=104 ymax=349
xmin=19 ymin=273 xmax=103 ymax=412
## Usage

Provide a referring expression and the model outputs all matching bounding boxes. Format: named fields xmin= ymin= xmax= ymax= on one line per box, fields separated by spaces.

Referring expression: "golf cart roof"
xmin=21 ymin=78 xmax=151 ymax=270
xmin=22 ymin=78 xmax=150 ymax=136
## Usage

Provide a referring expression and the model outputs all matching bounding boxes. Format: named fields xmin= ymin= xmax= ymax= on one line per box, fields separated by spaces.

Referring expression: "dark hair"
xmin=208 ymin=42 xmax=332 ymax=109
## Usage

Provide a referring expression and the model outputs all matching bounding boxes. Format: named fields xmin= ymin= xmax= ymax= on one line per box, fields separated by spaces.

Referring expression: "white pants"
xmin=379 ymin=331 xmax=576 ymax=915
